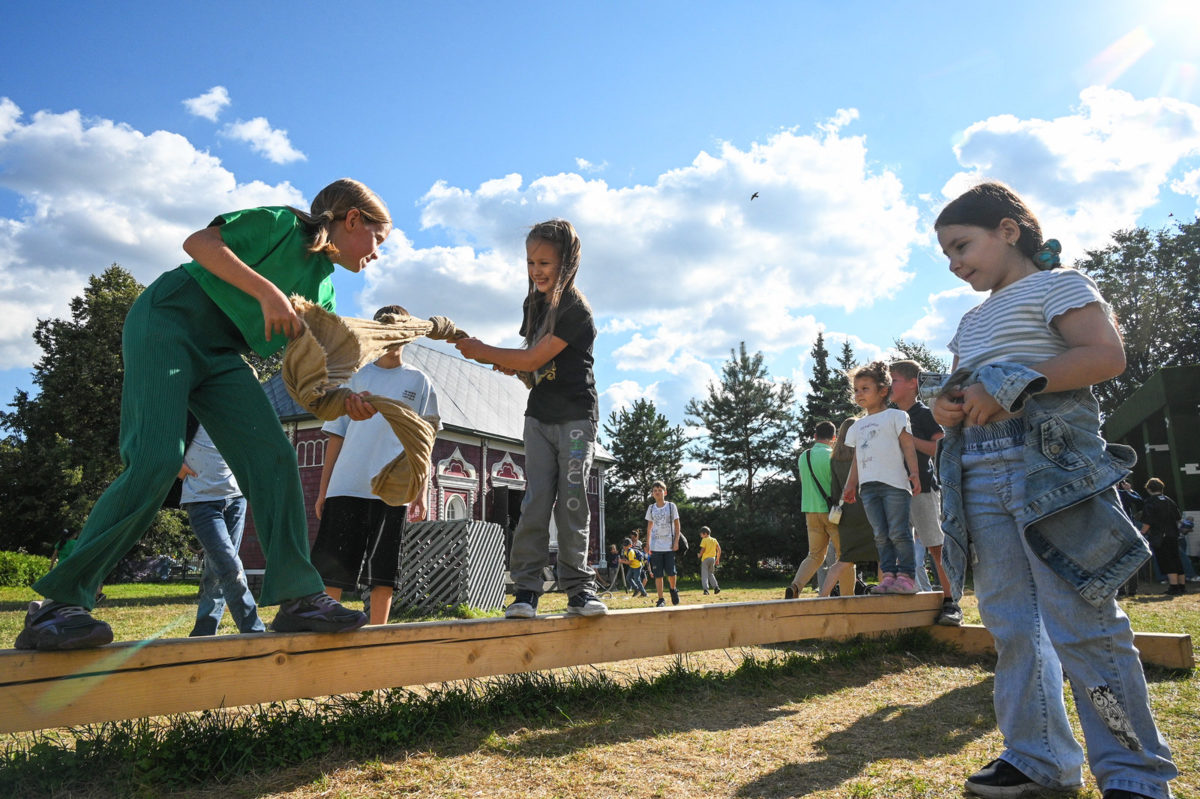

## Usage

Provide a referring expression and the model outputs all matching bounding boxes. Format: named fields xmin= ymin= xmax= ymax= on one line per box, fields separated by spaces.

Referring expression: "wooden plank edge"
xmin=926 ymin=624 xmax=1195 ymax=670
xmin=0 ymin=595 xmax=943 ymax=733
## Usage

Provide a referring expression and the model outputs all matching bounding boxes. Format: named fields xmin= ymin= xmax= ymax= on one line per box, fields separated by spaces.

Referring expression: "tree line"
xmin=1 ymin=217 xmax=1197 ymax=565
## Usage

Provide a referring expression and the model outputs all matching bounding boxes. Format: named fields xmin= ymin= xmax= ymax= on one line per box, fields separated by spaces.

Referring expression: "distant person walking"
xmin=786 ymin=421 xmax=848 ymax=599
xmin=698 ymin=526 xmax=722 ymax=595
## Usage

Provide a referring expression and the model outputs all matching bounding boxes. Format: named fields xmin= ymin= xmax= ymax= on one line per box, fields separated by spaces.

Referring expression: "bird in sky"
xmin=750 ymin=192 xmax=759 ymax=200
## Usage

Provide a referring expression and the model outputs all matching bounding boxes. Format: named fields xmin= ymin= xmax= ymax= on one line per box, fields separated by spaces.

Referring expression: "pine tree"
xmin=685 ymin=342 xmax=797 ymax=514
xmin=601 ymin=398 xmax=688 ymax=538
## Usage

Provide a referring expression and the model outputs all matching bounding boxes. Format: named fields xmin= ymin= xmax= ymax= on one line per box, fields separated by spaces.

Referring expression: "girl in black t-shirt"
xmin=456 ymin=220 xmax=604 ymax=619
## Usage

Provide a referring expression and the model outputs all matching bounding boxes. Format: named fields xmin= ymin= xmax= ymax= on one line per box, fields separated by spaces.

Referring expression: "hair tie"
xmin=1034 ymin=239 xmax=1061 ymax=270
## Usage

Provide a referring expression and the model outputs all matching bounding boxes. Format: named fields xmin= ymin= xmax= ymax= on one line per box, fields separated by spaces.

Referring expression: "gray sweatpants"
xmin=509 ymin=417 xmax=597 ymax=597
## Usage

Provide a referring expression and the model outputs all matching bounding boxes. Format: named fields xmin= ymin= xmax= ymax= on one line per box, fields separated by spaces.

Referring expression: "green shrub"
xmin=0 ymin=550 xmax=52 ymax=587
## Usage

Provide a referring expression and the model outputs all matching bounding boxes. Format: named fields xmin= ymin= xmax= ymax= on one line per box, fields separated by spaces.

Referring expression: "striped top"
xmin=949 ymin=268 xmax=1108 ymax=372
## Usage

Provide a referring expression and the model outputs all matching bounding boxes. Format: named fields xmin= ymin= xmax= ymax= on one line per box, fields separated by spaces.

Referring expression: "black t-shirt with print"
xmin=904 ymin=400 xmax=941 ymax=493
xmin=519 ymin=290 xmax=598 ymax=423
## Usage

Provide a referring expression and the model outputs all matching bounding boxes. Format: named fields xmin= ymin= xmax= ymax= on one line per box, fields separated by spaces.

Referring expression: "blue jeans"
xmin=628 ymin=566 xmax=645 ymax=595
xmin=962 ymin=428 xmax=1175 ymax=797
xmin=859 ymin=482 xmax=914 ymax=577
xmin=184 ymin=496 xmax=265 ymax=636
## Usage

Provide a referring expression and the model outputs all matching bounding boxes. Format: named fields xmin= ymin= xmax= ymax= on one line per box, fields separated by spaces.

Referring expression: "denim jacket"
xmin=937 ymin=362 xmax=1150 ymax=607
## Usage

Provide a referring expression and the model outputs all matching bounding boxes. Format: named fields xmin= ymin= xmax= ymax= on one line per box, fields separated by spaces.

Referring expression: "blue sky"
xmin=2 ymin=1 xmax=1199 ymax=490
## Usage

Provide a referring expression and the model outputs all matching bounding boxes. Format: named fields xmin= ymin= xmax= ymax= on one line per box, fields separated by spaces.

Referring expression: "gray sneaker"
xmin=271 ymin=592 xmax=367 ymax=633
xmin=505 ymin=590 xmax=539 ymax=619
xmin=566 ymin=591 xmax=608 ymax=617
xmin=14 ymin=600 xmax=113 ymax=651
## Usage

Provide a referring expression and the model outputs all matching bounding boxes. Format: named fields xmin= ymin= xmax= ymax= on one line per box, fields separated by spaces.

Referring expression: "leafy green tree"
xmin=600 ymin=398 xmax=689 ymax=540
xmin=0 ymin=265 xmax=190 ymax=558
xmin=889 ymin=338 xmax=950 ymax=373
xmin=1075 ymin=218 xmax=1200 ymax=416
xmin=685 ymin=342 xmax=797 ymax=515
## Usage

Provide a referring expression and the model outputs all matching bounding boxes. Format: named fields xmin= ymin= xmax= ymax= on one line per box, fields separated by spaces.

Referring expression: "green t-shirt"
xmin=182 ymin=206 xmax=337 ymax=357
xmin=799 ymin=441 xmax=834 ymax=513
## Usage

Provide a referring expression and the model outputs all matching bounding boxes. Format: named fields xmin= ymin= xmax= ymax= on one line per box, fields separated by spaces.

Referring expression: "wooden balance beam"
xmin=0 ymin=594 xmax=1190 ymax=734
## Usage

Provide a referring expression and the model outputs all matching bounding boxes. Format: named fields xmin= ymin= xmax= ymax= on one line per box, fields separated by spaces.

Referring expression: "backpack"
xmin=677 ymin=532 xmax=689 ymax=557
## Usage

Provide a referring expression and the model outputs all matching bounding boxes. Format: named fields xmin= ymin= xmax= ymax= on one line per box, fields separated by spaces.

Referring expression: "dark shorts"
xmin=649 ymin=551 xmax=676 ymax=577
xmin=310 ymin=496 xmax=407 ymax=591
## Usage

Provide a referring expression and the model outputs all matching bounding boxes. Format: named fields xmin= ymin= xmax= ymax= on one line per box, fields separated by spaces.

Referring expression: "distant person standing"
xmin=1140 ymin=478 xmax=1186 ymax=596
xmin=698 ymin=526 xmax=722 ymax=595
xmin=180 ymin=424 xmax=265 ymax=636
xmin=645 ymin=480 xmax=682 ymax=606
xmin=889 ymin=360 xmax=961 ymax=625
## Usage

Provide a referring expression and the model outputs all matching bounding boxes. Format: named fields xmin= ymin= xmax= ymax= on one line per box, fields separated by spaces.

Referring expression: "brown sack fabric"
xmin=282 ymin=297 xmax=467 ymax=506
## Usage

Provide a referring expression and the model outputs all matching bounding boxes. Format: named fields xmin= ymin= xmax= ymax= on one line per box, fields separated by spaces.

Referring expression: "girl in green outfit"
xmin=17 ymin=179 xmax=390 ymax=651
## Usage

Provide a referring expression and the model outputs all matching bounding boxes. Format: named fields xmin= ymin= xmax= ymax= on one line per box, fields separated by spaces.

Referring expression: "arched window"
xmin=445 ymin=494 xmax=468 ymax=520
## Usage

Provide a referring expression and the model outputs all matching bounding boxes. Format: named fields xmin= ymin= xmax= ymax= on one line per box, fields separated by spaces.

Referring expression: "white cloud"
xmin=1172 ymin=167 xmax=1200 ymax=204
xmin=0 ymin=98 xmax=305 ymax=369
xmin=182 ymin=86 xmax=231 ymax=122
xmin=899 ymin=286 xmax=979 ymax=357
xmin=221 ymin=117 xmax=306 ymax=164
xmin=390 ymin=115 xmax=920 ymax=370
xmin=943 ymin=86 xmax=1200 ymax=256
xmin=575 ymin=157 xmax=608 ymax=173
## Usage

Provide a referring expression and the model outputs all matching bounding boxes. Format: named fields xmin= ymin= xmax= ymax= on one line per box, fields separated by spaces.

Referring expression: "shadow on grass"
xmin=433 ymin=635 xmax=995 ymax=763
xmin=734 ymin=678 xmax=996 ymax=798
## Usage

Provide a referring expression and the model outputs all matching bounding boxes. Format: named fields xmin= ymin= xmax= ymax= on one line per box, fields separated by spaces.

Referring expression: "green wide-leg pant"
xmin=34 ymin=268 xmax=325 ymax=608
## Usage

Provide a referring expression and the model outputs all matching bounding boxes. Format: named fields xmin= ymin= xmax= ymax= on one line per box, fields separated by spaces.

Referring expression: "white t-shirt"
xmin=845 ymin=409 xmax=912 ymax=493
xmin=949 ymin=268 xmax=1108 ymax=372
xmin=645 ymin=501 xmax=680 ymax=552
xmin=322 ymin=361 xmax=440 ymax=500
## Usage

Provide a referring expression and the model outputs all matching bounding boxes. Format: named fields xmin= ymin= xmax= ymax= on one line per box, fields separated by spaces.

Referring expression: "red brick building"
xmin=240 ymin=343 xmax=614 ymax=572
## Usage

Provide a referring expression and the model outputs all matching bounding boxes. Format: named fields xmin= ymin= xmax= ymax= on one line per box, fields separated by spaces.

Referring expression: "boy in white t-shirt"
xmin=841 ymin=362 xmax=921 ymax=594
xmin=311 ymin=305 xmax=441 ymax=625
xmin=645 ymin=480 xmax=682 ymax=606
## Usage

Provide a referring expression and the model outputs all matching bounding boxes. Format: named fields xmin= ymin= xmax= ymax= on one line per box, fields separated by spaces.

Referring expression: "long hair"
xmin=831 ymin=417 xmax=858 ymax=462
xmin=523 ymin=219 xmax=589 ymax=346
xmin=288 ymin=178 xmax=391 ymax=259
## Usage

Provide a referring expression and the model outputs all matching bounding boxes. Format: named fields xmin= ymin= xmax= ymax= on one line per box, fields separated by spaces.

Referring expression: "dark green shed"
xmin=1104 ymin=365 xmax=1200 ymax=511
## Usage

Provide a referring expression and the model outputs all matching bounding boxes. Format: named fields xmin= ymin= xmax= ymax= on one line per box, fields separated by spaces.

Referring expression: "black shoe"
xmin=713 ymin=586 xmax=720 ymax=595
xmin=702 ymin=589 xmax=709 ymax=595
xmin=566 ymin=591 xmax=607 ymax=617
xmin=505 ymin=590 xmax=539 ymax=619
xmin=14 ymin=600 xmax=113 ymax=651
xmin=784 ymin=584 xmax=798 ymax=599
xmin=669 ymin=587 xmax=680 ymax=605
xmin=854 ymin=578 xmax=870 ymax=596
xmin=655 ymin=597 xmax=665 ymax=607
xmin=272 ymin=592 xmax=368 ymax=633
xmin=1102 ymin=790 xmax=1155 ymax=799
xmin=937 ymin=597 xmax=964 ymax=626
xmin=965 ymin=759 xmax=1040 ymax=798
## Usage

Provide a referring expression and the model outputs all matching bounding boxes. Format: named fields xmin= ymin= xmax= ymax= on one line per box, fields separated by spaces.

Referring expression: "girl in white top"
xmin=841 ymin=361 xmax=920 ymax=594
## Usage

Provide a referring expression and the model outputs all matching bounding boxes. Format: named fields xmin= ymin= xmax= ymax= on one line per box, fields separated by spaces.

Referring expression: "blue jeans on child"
xmin=184 ymin=496 xmax=265 ymax=636
xmin=859 ymin=482 xmax=914 ymax=578
xmin=963 ymin=426 xmax=1174 ymax=797
xmin=628 ymin=566 xmax=645 ymax=595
